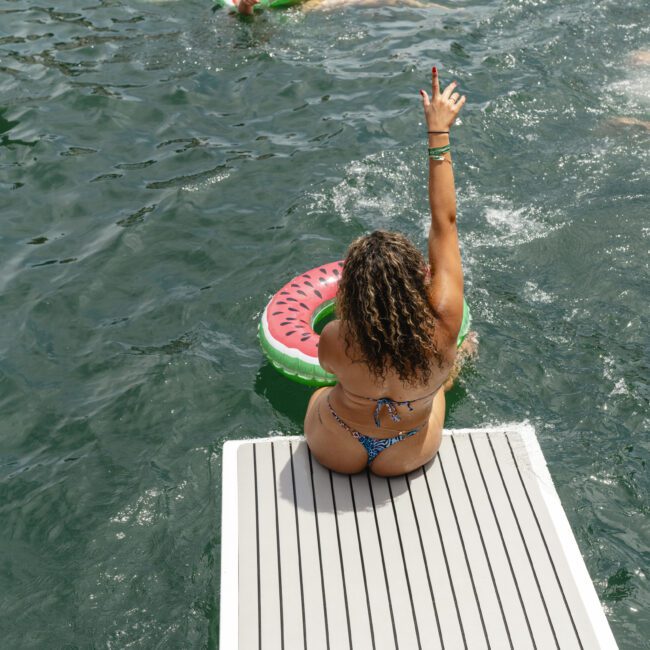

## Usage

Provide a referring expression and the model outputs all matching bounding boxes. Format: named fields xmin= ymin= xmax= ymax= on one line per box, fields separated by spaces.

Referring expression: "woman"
xmin=304 ymin=67 xmax=469 ymax=477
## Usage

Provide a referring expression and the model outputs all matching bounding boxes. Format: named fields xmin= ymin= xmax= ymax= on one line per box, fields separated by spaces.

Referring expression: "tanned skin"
xmin=233 ymin=0 xmax=449 ymax=13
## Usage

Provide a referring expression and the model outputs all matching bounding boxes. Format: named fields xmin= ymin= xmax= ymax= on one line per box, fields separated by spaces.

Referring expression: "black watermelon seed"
xmin=316 ymin=343 xmax=319 ymax=348
xmin=272 ymin=311 xmax=283 ymax=316
xmin=280 ymin=291 xmax=289 ymax=295
xmin=320 ymin=268 xmax=327 ymax=274
xmin=333 ymin=269 xmax=339 ymax=277
xmin=304 ymin=281 xmax=313 ymax=287
xmin=297 ymin=289 xmax=306 ymax=296
xmin=299 ymin=302 xmax=308 ymax=309
xmin=287 ymin=297 xmax=297 ymax=302
xmin=318 ymin=277 xmax=326 ymax=284
xmin=288 ymin=307 xmax=298 ymax=312
xmin=280 ymin=321 xmax=291 ymax=326
xmin=286 ymin=317 xmax=295 ymax=321
xmin=314 ymin=289 xmax=322 ymax=299
xmin=286 ymin=331 xmax=295 ymax=336
xmin=337 ymin=261 xmax=343 ymax=267
xmin=291 ymin=283 xmax=299 ymax=288
xmin=277 ymin=301 xmax=286 ymax=305
xmin=301 ymin=336 xmax=310 ymax=342
xmin=302 ymin=274 xmax=311 ymax=279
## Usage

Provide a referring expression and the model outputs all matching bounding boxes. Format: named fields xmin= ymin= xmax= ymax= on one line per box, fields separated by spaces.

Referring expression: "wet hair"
xmin=336 ymin=230 xmax=441 ymax=385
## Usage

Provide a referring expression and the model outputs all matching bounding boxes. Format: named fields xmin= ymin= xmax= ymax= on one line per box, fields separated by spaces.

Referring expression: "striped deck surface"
xmin=220 ymin=424 xmax=618 ymax=649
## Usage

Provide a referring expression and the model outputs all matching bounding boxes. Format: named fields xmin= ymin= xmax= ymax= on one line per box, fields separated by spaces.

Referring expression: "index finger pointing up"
xmin=432 ymin=66 xmax=440 ymax=98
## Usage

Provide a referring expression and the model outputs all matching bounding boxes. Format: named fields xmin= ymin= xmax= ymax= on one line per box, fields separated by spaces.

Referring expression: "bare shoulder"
xmin=318 ymin=320 xmax=342 ymax=373
xmin=320 ymin=318 xmax=341 ymax=341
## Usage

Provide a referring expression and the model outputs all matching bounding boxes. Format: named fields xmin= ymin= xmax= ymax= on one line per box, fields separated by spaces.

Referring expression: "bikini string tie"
xmin=373 ymin=398 xmax=414 ymax=428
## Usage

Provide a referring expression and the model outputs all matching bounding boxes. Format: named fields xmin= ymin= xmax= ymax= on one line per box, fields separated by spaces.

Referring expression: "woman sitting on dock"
xmin=304 ymin=67 xmax=472 ymax=477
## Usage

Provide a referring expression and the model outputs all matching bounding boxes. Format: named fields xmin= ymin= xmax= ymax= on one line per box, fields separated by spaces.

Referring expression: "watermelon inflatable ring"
xmin=259 ymin=261 xmax=472 ymax=387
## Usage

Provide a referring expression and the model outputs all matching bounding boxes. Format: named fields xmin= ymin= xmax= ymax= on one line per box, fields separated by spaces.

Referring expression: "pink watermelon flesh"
xmin=267 ymin=261 xmax=343 ymax=358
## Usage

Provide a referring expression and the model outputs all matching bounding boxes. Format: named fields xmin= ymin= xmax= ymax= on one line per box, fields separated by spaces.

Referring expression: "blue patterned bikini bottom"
xmin=326 ymin=396 xmax=422 ymax=465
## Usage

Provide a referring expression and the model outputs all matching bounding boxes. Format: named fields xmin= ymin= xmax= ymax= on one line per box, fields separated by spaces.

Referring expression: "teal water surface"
xmin=1 ymin=0 xmax=648 ymax=647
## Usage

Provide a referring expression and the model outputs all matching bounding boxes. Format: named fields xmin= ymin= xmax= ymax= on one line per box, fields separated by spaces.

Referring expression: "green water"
xmin=1 ymin=0 xmax=648 ymax=646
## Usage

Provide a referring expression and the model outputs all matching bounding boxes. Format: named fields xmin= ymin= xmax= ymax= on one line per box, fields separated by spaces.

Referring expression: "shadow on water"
xmin=444 ymin=382 xmax=467 ymax=418
xmin=254 ymin=361 xmax=314 ymax=426
xmin=254 ymin=343 xmax=475 ymax=430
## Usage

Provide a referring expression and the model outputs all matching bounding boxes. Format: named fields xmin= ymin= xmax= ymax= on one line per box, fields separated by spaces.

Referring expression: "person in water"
xmin=231 ymin=0 xmax=444 ymax=14
xmin=607 ymin=50 xmax=650 ymax=131
xmin=304 ymin=67 xmax=473 ymax=477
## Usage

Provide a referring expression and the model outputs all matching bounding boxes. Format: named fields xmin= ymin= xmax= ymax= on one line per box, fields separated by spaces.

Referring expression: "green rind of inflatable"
xmin=259 ymin=319 xmax=337 ymax=387
xmin=457 ymin=298 xmax=471 ymax=348
xmin=266 ymin=0 xmax=303 ymax=6
xmin=260 ymin=298 xmax=472 ymax=388
xmin=310 ymin=299 xmax=336 ymax=331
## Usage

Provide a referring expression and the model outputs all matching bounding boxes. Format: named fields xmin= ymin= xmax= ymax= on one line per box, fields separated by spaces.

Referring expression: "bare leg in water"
xmin=443 ymin=330 xmax=478 ymax=392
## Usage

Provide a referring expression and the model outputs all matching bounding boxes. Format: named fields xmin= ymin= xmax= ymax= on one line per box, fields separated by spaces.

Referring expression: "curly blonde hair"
xmin=336 ymin=230 xmax=441 ymax=385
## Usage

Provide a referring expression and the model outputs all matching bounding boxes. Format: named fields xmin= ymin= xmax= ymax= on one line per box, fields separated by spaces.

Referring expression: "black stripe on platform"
xmin=439 ymin=453 xmax=491 ymax=648
xmin=451 ymin=436 xmax=513 ymax=649
xmin=405 ymin=473 xmax=444 ymax=648
xmin=422 ymin=461 xmax=467 ymax=649
xmin=488 ymin=435 xmax=560 ymax=649
xmin=308 ymin=449 xmax=330 ymax=650
xmin=505 ymin=434 xmax=584 ymax=650
xmin=469 ymin=436 xmax=537 ymax=649
xmin=329 ymin=470 xmax=353 ymax=650
xmin=289 ymin=442 xmax=307 ymax=650
xmin=366 ymin=472 xmax=398 ymax=649
xmin=351 ymin=474 xmax=377 ymax=650
xmin=387 ymin=477 xmax=422 ymax=650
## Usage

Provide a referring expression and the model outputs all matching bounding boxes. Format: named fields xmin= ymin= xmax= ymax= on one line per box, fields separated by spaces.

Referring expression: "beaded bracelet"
xmin=428 ymin=144 xmax=451 ymax=160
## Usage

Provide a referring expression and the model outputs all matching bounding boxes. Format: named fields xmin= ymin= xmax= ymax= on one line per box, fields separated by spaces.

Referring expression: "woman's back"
xmin=320 ymin=318 xmax=456 ymax=437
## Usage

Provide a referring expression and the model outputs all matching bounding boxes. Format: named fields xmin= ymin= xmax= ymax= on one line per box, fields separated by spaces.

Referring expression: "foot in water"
xmin=444 ymin=331 xmax=478 ymax=392
xmin=605 ymin=117 xmax=650 ymax=131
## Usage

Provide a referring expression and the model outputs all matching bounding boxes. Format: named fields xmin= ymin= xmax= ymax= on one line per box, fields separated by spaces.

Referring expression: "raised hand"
xmin=420 ymin=67 xmax=465 ymax=132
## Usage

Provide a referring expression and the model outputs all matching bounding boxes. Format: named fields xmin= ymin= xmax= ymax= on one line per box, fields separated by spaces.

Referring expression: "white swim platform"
xmin=219 ymin=424 xmax=618 ymax=649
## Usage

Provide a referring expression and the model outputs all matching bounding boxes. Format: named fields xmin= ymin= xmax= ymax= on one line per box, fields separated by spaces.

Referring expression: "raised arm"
xmin=420 ymin=67 xmax=466 ymax=344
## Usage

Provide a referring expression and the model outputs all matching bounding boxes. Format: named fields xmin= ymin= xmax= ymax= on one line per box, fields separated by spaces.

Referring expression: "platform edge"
xmin=517 ymin=426 xmax=619 ymax=649
xmin=219 ymin=440 xmax=245 ymax=650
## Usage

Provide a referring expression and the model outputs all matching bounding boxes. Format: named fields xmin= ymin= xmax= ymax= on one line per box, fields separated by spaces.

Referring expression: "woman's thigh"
xmin=304 ymin=387 xmax=368 ymax=474
xmin=370 ymin=389 xmax=445 ymax=477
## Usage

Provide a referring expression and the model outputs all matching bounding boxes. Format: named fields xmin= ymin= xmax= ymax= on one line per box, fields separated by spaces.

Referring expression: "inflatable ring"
xmin=259 ymin=260 xmax=472 ymax=387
